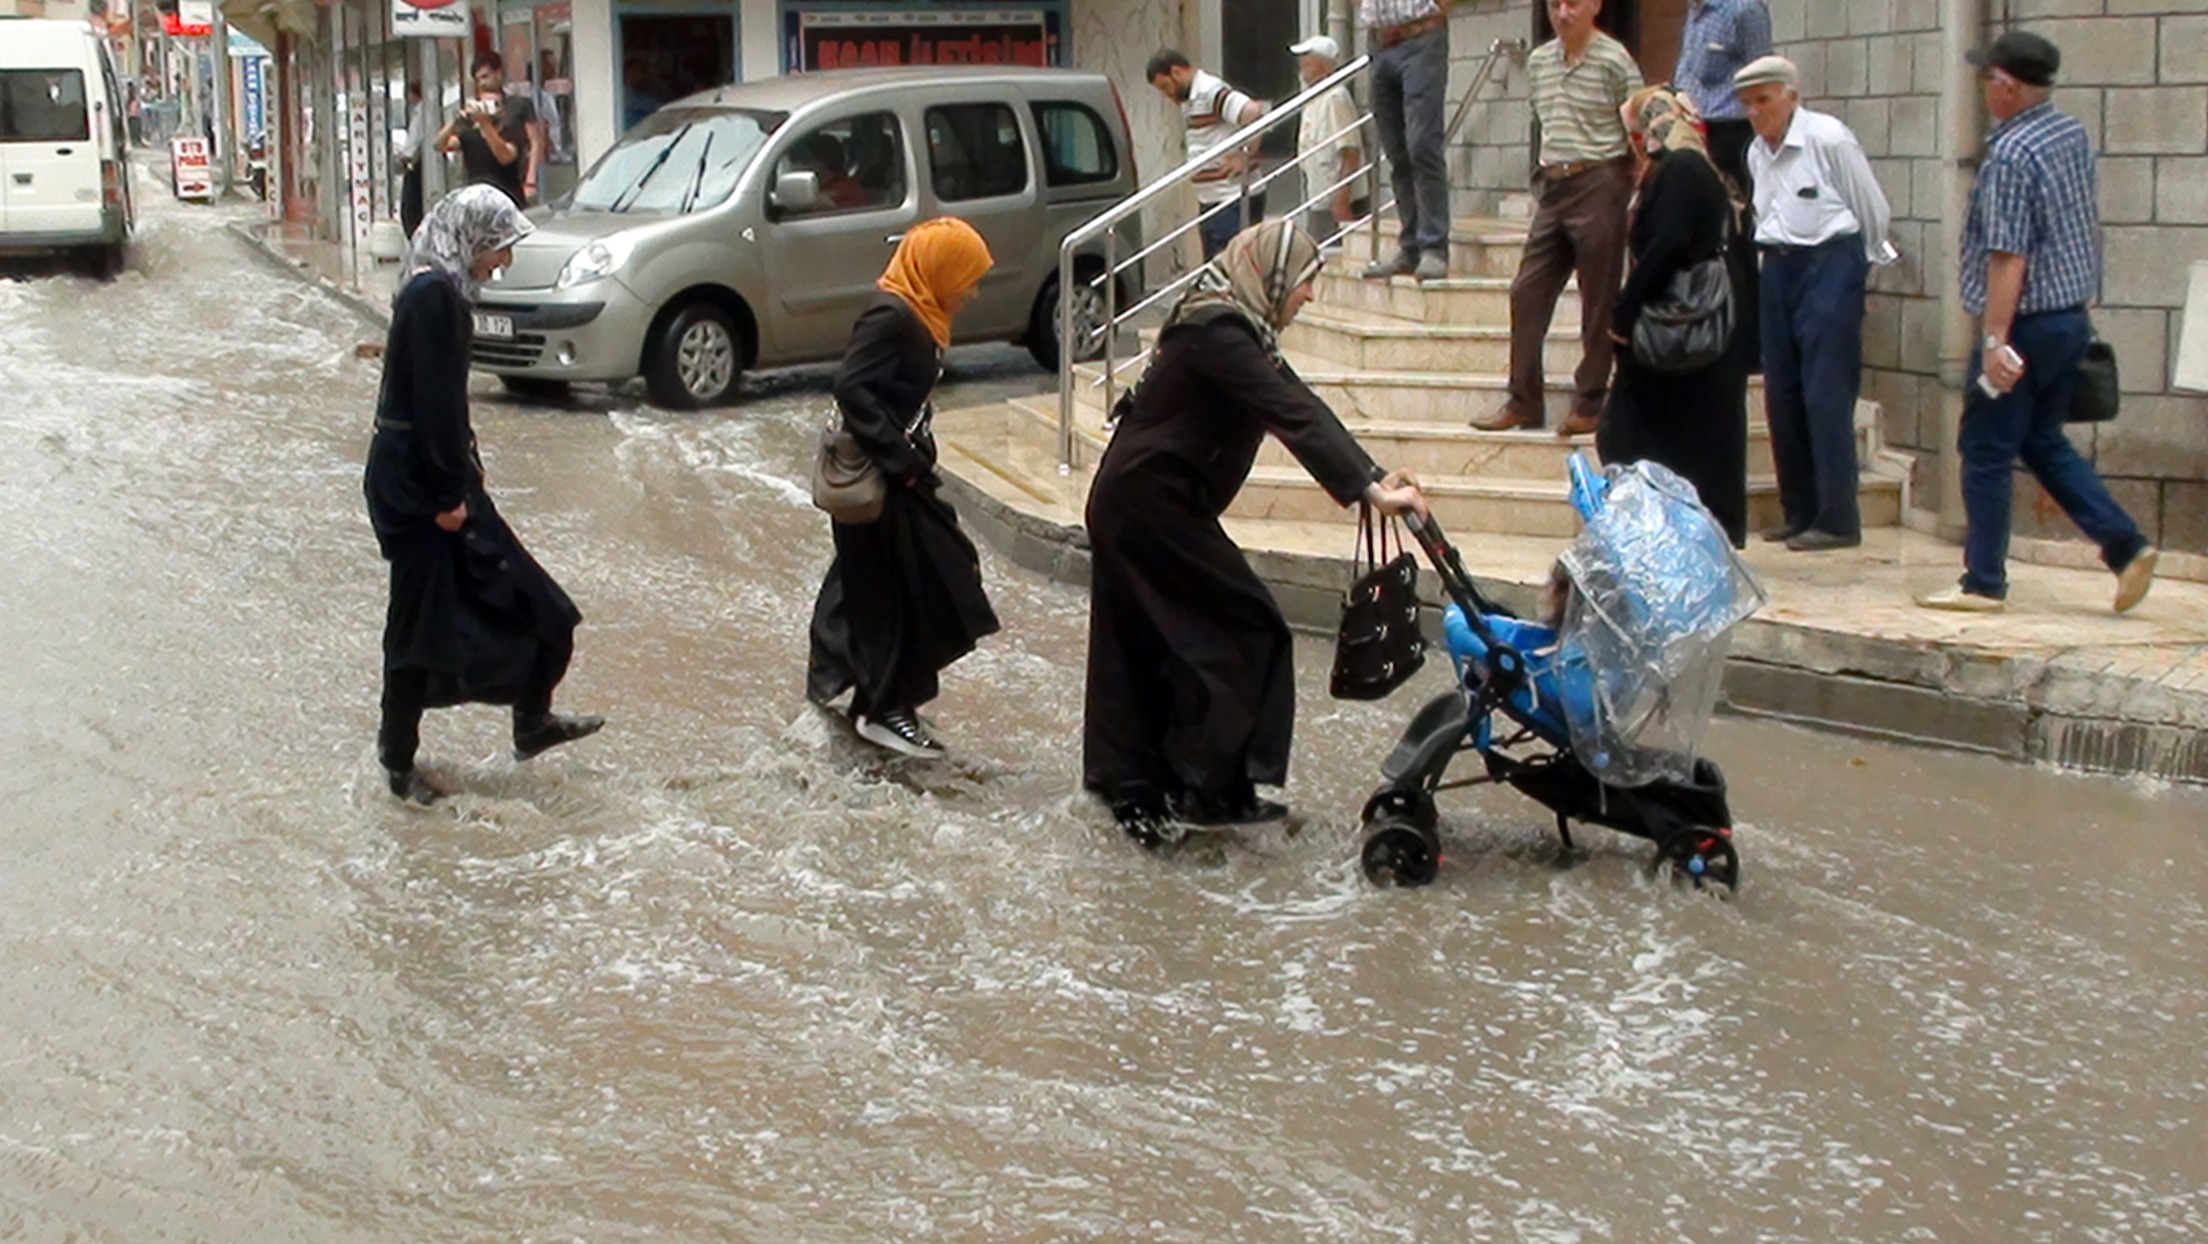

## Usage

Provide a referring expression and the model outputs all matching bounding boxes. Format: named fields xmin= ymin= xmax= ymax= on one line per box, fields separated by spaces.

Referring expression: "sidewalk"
xmin=932 ymin=405 xmax=2208 ymax=786
xmin=231 ymin=218 xmax=398 ymax=331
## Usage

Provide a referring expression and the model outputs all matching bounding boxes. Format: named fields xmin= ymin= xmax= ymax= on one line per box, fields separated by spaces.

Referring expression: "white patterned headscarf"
xmin=404 ymin=184 xmax=534 ymax=300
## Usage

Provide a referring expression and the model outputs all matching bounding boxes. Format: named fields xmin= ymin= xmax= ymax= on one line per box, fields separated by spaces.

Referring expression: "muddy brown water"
xmin=0 ymin=182 xmax=2202 ymax=1242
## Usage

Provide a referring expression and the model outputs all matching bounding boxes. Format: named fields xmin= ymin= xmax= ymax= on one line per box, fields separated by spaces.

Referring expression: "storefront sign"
xmin=177 ymin=0 xmax=214 ymax=29
xmin=170 ymin=136 xmax=213 ymax=200
xmin=393 ymin=0 xmax=470 ymax=39
xmin=239 ymin=56 xmax=266 ymax=136
xmin=790 ymin=8 xmax=1062 ymax=72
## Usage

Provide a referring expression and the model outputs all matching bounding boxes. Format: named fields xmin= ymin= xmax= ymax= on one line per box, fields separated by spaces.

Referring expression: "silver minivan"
xmin=473 ymin=66 xmax=1142 ymax=408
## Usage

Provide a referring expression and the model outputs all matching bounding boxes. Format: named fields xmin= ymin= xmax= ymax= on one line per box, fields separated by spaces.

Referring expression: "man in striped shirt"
xmin=1473 ymin=0 xmax=1642 ymax=436
xmin=1919 ymin=32 xmax=2158 ymax=615
xmin=1148 ymin=50 xmax=1269 ymax=261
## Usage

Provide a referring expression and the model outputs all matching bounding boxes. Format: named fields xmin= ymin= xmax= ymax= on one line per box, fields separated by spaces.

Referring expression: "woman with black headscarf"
xmin=1083 ymin=220 xmax=1426 ymax=838
xmin=365 ymin=186 xmax=603 ymax=804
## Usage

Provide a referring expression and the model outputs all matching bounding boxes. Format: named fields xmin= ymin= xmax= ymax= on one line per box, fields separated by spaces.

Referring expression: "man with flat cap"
xmin=1920 ymin=31 xmax=2158 ymax=614
xmin=1734 ymin=53 xmax=1897 ymax=551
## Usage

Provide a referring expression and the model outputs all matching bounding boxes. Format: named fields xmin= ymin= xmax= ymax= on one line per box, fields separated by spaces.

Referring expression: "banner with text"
xmin=789 ymin=8 xmax=1062 ymax=72
xmin=394 ymin=0 xmax=471 ymax=39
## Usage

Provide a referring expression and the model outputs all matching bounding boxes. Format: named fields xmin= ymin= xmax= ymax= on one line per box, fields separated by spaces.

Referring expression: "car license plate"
xmin=473 ymin=313 xmax=515 ymax=340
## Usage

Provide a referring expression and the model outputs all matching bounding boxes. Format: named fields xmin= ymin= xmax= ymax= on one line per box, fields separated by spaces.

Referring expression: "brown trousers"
xmin=1507 ymin=158 xmax=1634 ymax=424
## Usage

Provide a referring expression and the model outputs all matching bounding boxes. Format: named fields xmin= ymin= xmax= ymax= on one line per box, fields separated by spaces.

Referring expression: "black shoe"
xmin=855 ymin=707 xmax=945 ymax=758
xmin=513 ymin=711 xmax=606 ymax=761
xmin=385 ymin=766 xmax=441 ymax=806
xmin=1760 ymin=524 xmax=1805 ymax=544
xmin=1171 ymin=791 xmax=1291 ymax=827
xmin=1784 ymin=529 xmax=1862 ymax=552
xmin=1362 ymin=250 xmax=1416 ymax=280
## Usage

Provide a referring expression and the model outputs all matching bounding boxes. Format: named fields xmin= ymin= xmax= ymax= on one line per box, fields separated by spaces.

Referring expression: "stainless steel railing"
xmin=1052 ymin=37 xmax=1524 ymax=471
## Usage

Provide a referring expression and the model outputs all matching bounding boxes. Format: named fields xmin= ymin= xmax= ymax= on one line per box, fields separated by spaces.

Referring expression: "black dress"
xmin=364 ymin=273 xmax=581 ymax=749
xmin=806 ymin=295 xmax=1000 ymax=716
xmin=1083 ymin=310 xmax=1380 ymax=815
xmin=1598 ymin=148 xmax=1752 ymax=547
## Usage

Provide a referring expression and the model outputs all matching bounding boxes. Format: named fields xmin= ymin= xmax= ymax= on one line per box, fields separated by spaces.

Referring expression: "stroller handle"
xmin=1399 ymin=512 xmax=1529 ymax=690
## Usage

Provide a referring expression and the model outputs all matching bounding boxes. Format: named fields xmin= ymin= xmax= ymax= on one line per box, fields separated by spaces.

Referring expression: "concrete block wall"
xmin=1433 ymin=0 xmax=2208 ymax=555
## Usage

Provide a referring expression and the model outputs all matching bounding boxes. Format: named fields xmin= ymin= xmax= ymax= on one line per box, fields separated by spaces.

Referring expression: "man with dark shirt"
xmin=438 ymin=52 xmax=536 ymax=207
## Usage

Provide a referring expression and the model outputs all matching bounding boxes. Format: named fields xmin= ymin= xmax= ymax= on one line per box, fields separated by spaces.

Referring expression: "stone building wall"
xmin=1434 ymin=0 xmax=2208 ymax=555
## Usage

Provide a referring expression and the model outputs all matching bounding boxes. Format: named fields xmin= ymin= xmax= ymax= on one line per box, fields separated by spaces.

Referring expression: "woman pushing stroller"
xmin=1083 ymin=220 xmax=1427 ymax=840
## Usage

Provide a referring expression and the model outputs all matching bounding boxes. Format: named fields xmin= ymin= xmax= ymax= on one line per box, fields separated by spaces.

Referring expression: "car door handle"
xmin=886 ymin=233 xmax=905 ymax=245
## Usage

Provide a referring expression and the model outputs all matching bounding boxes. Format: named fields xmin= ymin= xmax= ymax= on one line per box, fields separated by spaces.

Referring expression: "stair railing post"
xmin=1056 ymin=239 xmax=1076 ymax=471
xmin=1101 ymin=227 xmax=1119 ymax=444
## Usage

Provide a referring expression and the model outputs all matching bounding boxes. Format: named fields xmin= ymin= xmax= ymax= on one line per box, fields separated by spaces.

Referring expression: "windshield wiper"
xmin=678 ymin=129 xmax=716 ymax=214
xmin=609 ymin=122 xmax=692 ymax=213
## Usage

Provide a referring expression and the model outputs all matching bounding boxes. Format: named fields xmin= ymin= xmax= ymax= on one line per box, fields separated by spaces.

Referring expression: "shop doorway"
xmin=1532 ymin=0 xmax=1689 ymax=85
xmin=616 ymin=8 xmax=738 ymax=135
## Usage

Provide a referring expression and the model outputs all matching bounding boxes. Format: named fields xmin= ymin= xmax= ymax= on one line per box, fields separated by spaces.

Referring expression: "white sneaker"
xmin=1917 ymin=585 xmax=2005 ymax=613
xmin=855 ymin=708 xmax=946 ymax=758
xmin=2114 ymin=547 xmax=2158 ymax=614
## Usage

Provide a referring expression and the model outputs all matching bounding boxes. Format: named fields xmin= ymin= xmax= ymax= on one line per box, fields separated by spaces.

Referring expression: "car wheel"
xmin=645 ymin=302 xmax=743 ymax=409
xmin=1025 ymin=270 xmax=1113 ymax=372
xmin=499 ymin=374 xmax=572 ymax=403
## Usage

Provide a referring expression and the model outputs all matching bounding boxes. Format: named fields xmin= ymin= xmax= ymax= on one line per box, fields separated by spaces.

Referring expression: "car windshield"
xmin=569 ymin=107 xmax=782 ymax=215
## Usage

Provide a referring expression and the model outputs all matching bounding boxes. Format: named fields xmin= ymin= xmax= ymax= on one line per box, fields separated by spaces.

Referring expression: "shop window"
xmin=769 ymin=112 xmax=905 ymax=217
xmin=1030 ymin=102 xmax=1115 ymax=188
xmin=619 ymin=12 xmax=736 ymax=134
xmin=535 ymin=5 xmax=574 ymax=165
xmin=925 ymin=103 xmax=1028 ymax=203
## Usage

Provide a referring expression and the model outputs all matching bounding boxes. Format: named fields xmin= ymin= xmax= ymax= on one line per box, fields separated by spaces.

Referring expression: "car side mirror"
xmin=771 ymin=169 xmax=820 ymax=213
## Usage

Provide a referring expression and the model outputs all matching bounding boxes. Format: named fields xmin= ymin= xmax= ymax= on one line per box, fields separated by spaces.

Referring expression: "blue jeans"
xmin=1760 ymin=236 xmax=1869 ymax=539
xmin=1959 ymin=307 xmax=2147 ymax=598
xmin=1370 ymin=25 xmax=1450 ymax=256
xmin=1198 ymin=190 xmax=1266 ymax=260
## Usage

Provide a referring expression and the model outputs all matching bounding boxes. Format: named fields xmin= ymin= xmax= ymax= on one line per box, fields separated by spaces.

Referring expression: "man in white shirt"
xmin=1736 ymin=55 xmax=1897 ymax=552
xmin=1147 ymin=49 xmax=1269 ymax=260
xmin=1289 ymin=35 xmax=1368 ymax=250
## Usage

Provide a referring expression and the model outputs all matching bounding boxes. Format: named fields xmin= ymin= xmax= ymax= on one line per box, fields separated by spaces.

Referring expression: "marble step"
xmin=1280 ymin=306 xmax=1580 ymax=374
xmin=1338 ymin=216 xmax=1532 ymax=279
xmin=1313 ymin=269 xmax=1580 ymax=328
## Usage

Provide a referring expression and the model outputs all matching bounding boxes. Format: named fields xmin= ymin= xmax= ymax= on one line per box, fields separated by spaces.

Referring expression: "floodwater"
xmin=1 ymin=177 xmax=2203 ymax=1243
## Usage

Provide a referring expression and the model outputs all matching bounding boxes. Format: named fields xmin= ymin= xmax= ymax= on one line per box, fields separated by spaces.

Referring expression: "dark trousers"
xmin=1370 ymin=24 xmax=1451 ymax=257
xmin=1959 ymin=307 xmax=2148 ymax=598
xmin=1704 ymin=118 xmax=1761 ymax=372
xmin=1198 ymin=190 xmax=1267 ymax=260
xmin=1508 ymin=158 xmax=1632 ymax=424
xmin=1761 ymin=235 xmax=1869 ymax=539
xmin=377 ymin=660 xmax=563 ymax=773
xmin=400 ymin=161 xmax=425 ymax=239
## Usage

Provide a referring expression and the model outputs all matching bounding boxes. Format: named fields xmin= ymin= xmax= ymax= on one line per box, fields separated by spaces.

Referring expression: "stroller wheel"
xmin=1656 ymin=828 xmax=1741 ymax=893
xmin=1361 ymin=818 xmax=1441 ymax=888
xmin=1361 ymin=787 xmax=1437 ymax=833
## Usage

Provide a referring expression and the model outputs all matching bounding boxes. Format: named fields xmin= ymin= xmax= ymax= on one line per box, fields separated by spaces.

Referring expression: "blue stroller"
xmin=1358 ymin=456 xmax=1762 ymax=891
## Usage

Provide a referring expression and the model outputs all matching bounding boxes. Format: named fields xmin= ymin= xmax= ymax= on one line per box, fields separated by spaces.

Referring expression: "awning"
xmin=218 ymin=0 xmax=318 ymax=53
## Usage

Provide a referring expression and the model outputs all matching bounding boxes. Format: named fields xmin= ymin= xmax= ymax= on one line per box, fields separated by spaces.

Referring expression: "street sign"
xmin=171 ymin=136 xmax=214 ymax=200
xmin=178 ymin=0 xmax=214 ymax=28
xmin=393 ymin=0 xmax=470 ymax=38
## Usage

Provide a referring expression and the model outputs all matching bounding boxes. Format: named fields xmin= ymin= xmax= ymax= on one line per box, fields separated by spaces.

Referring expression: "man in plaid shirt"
xmin=1920 ymin=32 xmax=2158 ymax=615
xmin=1359 ymin=0 xmax=1454 ymax=283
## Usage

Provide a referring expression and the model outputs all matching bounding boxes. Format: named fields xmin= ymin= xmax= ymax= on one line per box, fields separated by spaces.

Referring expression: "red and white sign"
xmin=170 ymin=136 xmax=214 ymax=201
xmin=393 ymin=0 xmax=470 ymax=38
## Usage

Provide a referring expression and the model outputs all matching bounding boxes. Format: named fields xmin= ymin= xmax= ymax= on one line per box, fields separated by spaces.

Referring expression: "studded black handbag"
xmin=1330 ymin=503 xmax=1426 ymax=701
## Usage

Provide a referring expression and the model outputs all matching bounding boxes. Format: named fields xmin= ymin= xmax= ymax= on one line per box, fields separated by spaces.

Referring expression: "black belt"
xmin=1758 ymin=233 xmax=1859 ymax=256
xmin=374 ymin=417 xmax=413 ymax=431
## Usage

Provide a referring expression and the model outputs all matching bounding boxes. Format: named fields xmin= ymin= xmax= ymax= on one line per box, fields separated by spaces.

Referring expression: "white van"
xmin=0 ymin=17 xmax=135 ymax=275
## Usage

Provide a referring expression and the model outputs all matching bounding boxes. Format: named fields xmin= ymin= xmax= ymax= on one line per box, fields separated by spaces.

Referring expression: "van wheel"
xmin=499 ymin=375 xmax=572 ymax=403
xmin=1025 ymin=271 xmax=1112 ymax=372
xmin=645 ymin=303 xmax=742 ymax=409
xmin=81 ymin=243 xmax=126 ymax=280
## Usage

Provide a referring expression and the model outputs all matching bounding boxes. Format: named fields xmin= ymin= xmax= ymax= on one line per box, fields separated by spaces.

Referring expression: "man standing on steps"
xmin=1359 ymin=0 xmax=1454 ymax=283
xmin=1673 ymin=0 xmax=1771 ymax=367
xmin=1735 ymin=55 xmax=1895 ymax=552
xmin=1291 ymin=35 xmax=1369 ymax=253
xmin=1918 ymin=32 xmax=2157 ymax=615
xmin=1473 ymin=0 xmax=1640 ymax=438
xmin=1147 ymin=50 xmax=1269 ymax=262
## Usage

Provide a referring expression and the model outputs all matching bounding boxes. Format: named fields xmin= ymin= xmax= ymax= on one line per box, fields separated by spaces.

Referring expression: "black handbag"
xmin=2066 ymin=337 xmax=2121 ymax=424
xmin=1329 ymin=503 xmax=1426 ymax=701
xmin=1630 ymin=213 xmax=1734 ymax=375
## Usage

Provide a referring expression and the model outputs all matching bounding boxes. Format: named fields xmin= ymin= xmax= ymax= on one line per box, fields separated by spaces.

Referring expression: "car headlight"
xmin=556 ymin=236 xmax=632 ymax=289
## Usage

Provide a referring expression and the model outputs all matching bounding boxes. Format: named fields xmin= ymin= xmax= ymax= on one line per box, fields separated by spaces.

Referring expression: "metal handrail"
xmin=1053 ymin=37 xmax=1524 ymax=469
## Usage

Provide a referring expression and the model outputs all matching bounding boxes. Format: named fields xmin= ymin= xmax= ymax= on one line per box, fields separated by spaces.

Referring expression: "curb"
xmin=940 ymin=467 xmax=2208 ymax=787
xmin=227 ymin=220 xmax=393 ymax=333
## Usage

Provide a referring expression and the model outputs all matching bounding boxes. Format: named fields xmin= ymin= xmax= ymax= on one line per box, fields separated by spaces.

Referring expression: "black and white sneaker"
xmin=855 ymin=708 xmax=946 ymax=758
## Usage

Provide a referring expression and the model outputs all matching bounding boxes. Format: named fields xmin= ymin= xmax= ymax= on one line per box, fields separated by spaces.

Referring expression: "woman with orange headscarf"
xmin=807 ymin=217 xmax=1001 ymax=757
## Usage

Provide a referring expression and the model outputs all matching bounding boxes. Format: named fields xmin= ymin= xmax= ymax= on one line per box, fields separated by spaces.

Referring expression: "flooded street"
xmin=2 ymin=182 xmax=2204 ymax=1242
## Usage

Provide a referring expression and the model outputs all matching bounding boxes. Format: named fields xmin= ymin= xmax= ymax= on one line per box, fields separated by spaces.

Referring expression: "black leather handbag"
xmin=1630 ymin=214 xmax=1734 ymax=375
xmin=1330 ymin=503 xmax=1426 ymax=701
xmin=2065 ymin=337 xmax=2121 ymax=424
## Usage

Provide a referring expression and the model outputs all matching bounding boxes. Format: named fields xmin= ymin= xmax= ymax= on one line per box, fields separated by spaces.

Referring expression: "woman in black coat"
xmin=807 ymin=218 xmax=1001 ymax=757
xmin=1599 ymin=86 xmax=1752 ymax=548
xmin=365 ymin=186 xmax=602 ymax=804
xmin=1083 ymin=220 xmax=1426 ymax=838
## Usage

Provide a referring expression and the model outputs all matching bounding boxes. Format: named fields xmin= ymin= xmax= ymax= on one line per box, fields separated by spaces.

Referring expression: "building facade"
xmin=1443 ymin=0 xmax=2208 ymax=558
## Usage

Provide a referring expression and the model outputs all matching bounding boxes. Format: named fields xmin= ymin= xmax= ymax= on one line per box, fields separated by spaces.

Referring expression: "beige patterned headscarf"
xmin=1623 ymin=85 xmax=1709 ymax=158
xmin=1163 ymin=218 xmax=1324 ymax=362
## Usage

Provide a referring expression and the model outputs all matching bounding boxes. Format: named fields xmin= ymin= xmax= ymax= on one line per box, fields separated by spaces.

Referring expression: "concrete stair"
xmin=939 ymin=213 xmax=1908 ymax=544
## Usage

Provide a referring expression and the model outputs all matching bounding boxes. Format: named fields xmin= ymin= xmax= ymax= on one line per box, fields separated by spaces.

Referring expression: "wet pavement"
xmin=2 ymin=178 xmax=2205 ymax=1243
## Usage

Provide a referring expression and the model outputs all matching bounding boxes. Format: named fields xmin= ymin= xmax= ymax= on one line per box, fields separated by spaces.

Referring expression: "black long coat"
xmin=1082 ymin=310 xmax=1379 ymax=812
xmin=806 ymin=295 xmax=999 ymax=715
xmin=1599 ymin=148 xmax=1752 ymax=547
xmin=364 ymin=273 xmax=580 ymax=708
